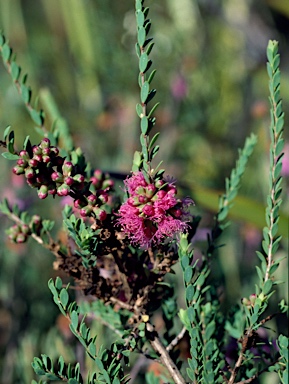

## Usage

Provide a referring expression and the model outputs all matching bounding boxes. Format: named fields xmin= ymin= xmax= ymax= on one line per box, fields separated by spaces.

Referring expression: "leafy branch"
xmin=0 ymin=33 xmax=47 ymax=132
xmin=133 ymin=0 xmax=161 ymax=179
xmin=207 ymin=133 xmax=257 ymax=257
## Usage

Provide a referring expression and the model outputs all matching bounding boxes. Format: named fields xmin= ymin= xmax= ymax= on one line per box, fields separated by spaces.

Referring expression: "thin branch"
xmin=146 ymin=322 xmax=186 ymax=384
xmin=166 ymin=326 xmax=186 ymax=352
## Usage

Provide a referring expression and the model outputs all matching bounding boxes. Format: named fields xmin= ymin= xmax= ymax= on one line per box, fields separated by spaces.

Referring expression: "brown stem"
xmin=146 ymin=322 xmax=186 ymax=384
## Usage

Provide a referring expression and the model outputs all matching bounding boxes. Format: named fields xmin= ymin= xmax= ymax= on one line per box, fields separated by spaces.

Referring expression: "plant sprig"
xmin=133 ymin=0 xmax=160 ymax=179
xmin=0 ymin=33 xmax=47 ymax=132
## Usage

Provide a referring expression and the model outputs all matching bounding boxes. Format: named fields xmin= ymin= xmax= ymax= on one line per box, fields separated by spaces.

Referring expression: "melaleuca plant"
xmin=0 ymin=1 xmax=288 ymax=384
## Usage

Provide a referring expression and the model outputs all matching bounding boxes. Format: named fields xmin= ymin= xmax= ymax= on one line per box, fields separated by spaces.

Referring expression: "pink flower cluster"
xmin=116 ymin=172 xmax=193 ymax=248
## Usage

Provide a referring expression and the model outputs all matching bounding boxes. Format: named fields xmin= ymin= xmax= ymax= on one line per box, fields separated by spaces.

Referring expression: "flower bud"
xmin=157 ymin=190 xmax=167 ymax=199
xmin=167 ymin=186 xmax=177 ymax=195
xmin=93 ymin=207 xmax=107 ymax=221
xmin=51 ymin=172 xmax=63 ymax=183
xmin=48 ymin=184 xmax=57 ymax=195
xmin=38 ymin=185 xmax=48 ymax=199
xmin=42 ymin=155 xmax=51 ymax=164
xmin=74 ymin=199 xmax=86 ymax=209
xmin=32 ymin=145 xmax=42 ymax=155
xmin=102 ymin=179 xmax=114 ymax=190
xmin=138 ymin=195 xmax=148 ymax=204
xmin=57 ymin=184 xmax=70 ymax=196
xmin=16 ymin=233 xmax=27 ymax=243
xmin=33 ymin=154 xmax=43 ymax=163
xmin=50 ymin=146 xmax=59 ymax=156
xmin=62 ymin=161 xmax=73 ymax=175
xmin=73 ymin=174 xmax=85 ymax=183
xmin=80 ymin=206 xmax=93 ymax=217
xmin=40 ymin=138 xmax=50 ymax=149
xmin=28 ymin=158 xmax=39 ymax=168
xmin=21 ymin=224 xmax=30 ymax=235
xmin=135 ymin=186 xmax=145 ymax=195
xmin=19 ymin=150 xmax=30 ymax=159
xmin=155 ymin=179 xmax=164 ymax=189
xmin=13 ymin=165 xmax=25 ymax=175
xmin=98 ymin=192 xmax=108 ymax=204
xmin=25 ymin=167 xmax=35 ymax=179
xmin=142 ymin=204 xmax=155 ymax=216
xmin=17 ymin=158 xmax=28 ymax=167
xmin=64 ymin=176 xmax=74 ymax=186
xmin=87 ymin=194 xmax=97 ymax=206
xmin=145 ymin=184 xmax=156 ymax=198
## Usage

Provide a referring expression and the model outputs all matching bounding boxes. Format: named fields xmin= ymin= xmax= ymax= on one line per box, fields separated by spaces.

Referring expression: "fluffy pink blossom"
xmin=116 ymin=171 xmax=193 ymax=248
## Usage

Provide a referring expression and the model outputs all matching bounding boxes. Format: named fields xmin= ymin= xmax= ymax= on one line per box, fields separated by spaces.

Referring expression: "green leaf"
xmin=68 ymin=379 xmax=79 ymax=384
xmin=139 ymin=53 xmax=148 ymax=73
xmin=137 ymin=27 xmax=146 ymax=47
xmin=60 ymin=289 xmax=69 ymax=309
xmin=147 ymin=69 xmax=156 ymax=84
xmin=186 ymin=284 xmax=194 ymax=302
xmin=30 ymin=109 xmax=44 ymax=126
xmin=141 ymin=81 xmax=149 ymax=103
xmin=141 ymin=116 xmax=149 ymax=135
xmin=184 ymin=266 xmax=193 ymax=284
xmin=11 ymin=61 xmax=20 ymax=81
xmin=3 ymin=125 xmax=11 ymax=141
xmin=147 ymin=102 xmax=159 ymax=119
xmin=2 ymin=43 xmax=11 ymax=61
xmin=70 ymin=310 xmax=78 ymax=330
xmin=21 ymin=84 xmax=31 ymax=104
xmin=263 ymin=279 xmax=273 ymax=295
xmin=2 ymin=152 xmax=19 ymax=160
xmin=136 ymin=10 xmax=145 ymax=27
xmin=136 ymin=103 xmax=143 ymax=117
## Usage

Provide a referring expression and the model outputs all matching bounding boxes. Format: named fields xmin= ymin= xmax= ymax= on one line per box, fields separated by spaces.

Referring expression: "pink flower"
xmin=116 ymin=172 xmax=193 ymax=248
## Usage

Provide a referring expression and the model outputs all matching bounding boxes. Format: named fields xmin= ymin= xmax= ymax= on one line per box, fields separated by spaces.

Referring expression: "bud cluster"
xmin=12 ymin=139 xmax=114 ymax=220
xmin=6 ymin=215 xmax=43 ymax=244
xmin=242 ymin=294 xmax=257 ymax=309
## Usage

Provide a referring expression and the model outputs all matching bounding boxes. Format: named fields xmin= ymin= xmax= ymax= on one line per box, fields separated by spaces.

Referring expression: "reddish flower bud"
xmin=16 ymin=233 xmax=27 ymax=243
xmin=28 ymin=158 xmax=39 ymax=168
xmin=155 ymin=179 xmax=164 ymax=189
xmin=32 ymin=145 xmax=42 ymax=155
xmin=64 ymin=176 xmax=74 ymax=186
xmin=38 ymin=185 xmax=48 ymax=199
xmin=57 ymin=184 xmax=70 ymax=196
xmin=142 ymin=204 xmax=155 ymax=216
xmin=42 ymin=155 xmax=51 ymax=164
xmin=167 ymin=186 xmax=177 ymax=195
xmin=80 ymin=206 xmax=93 ymax=217
xmin=102 ymin=179 xmax=114 ymax=190
xmin=157 ymin=190 xmax=167 ymax=199
xmin=73 ymin=174 xmax=85 ymax=183
xmin=98 ymin=192 xmax=108 ymax=204
xmin=21 ymin=224 xmax=30 ymax=235
xmin=87 ymin=194 xmax=97 ymax=206
xmin=138 ymin=195 xmax=148 ymax=204
xmin=74 ymin=199 xmax=86 ymax=209
xmin=25 ymin=167 xmax=35 ymax=179
xmin=51 ymin=172 xmax=63 ymax=182
xmin=40 ymin=138 xmax=50 ymax=148
xmin=48 ymin=184 xmax=57 ymax=195
xmin=17 ymin=158 xmax=28 ymax=167
xmin=93 ymin=207 xmax=107 ymax=221
xmin=33 ymin=154 xmax=43 ymax=163
xmin=145 ymin=184 xmax=156 ymax=198
xmin=62 ymin=161 xmax=73 ymax=175
xmin=13 ymin=165 xmax=25 ymax=175
xmin=19 ymin=150 xmax=30 ymax=159
xmin=50 ymin=146 xmax=59 ymax=156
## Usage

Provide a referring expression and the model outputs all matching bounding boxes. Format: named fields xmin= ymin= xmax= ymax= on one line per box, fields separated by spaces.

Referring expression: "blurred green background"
xmin=0 ymin=0 xmax=288 ymax=383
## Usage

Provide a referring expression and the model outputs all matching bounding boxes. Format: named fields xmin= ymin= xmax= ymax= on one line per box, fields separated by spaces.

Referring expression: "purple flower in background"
xmin=116 ymin=171 xmax=193 ymax=248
